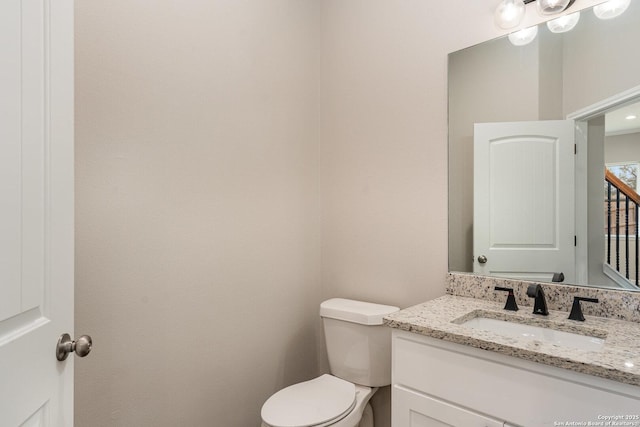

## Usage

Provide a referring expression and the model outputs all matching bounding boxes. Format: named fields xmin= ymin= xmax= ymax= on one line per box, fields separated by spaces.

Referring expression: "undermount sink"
xmin=459 ymin=316 xmax=606 ymax=352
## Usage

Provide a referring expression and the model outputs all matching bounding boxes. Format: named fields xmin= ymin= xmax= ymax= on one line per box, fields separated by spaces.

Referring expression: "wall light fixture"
xmin=495 ymin=0 xmax=574 ymax=29
xmin=494 ymin=0 xmax=527 ymax=29
xmin=498 ymin=0 xmax=632 ymax=47
xmin=537 ymin=0 xmax=571 ymax=15
xmin=508 ymin=25 xmax=539 ymax=45
xmin=546 ymin=11 xmax=581 ymax=33
xmin=593 ymin=0 xmax=630 ymax=19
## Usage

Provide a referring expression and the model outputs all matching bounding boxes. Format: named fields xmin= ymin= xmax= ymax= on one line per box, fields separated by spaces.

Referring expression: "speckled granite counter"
xmin=384 ymin=294 xmax=640 ymax=387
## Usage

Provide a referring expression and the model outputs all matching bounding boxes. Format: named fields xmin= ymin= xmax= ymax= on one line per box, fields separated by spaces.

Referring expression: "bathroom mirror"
xmin=448 ymin=0 xmax=640 ymax=290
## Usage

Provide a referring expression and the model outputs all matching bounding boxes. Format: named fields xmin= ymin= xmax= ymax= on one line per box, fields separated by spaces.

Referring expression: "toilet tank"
xmin=320 ymin=298 xmax=400 ymax=387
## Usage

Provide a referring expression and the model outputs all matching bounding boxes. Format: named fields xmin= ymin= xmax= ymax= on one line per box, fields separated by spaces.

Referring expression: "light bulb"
xmin=594 ymin=0 xmax=631 ymax=19
xmin=537 ymin=0 xmax=571 ymax=15
xmin=494 ymin=0 xmax=526 ymax=29
xmin=546 ymin=11 xmax=580 ymax=33
xmin=508 ymin=26 xmax=539 ymax=46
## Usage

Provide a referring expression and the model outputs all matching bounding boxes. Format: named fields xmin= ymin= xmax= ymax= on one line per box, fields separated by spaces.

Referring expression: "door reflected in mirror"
xmin=448 ymin=1 xmax=640 ymax=291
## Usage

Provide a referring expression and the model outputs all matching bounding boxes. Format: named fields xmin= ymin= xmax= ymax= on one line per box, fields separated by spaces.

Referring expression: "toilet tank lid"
xmin=320 ymin=298 xmax=399 ymax=325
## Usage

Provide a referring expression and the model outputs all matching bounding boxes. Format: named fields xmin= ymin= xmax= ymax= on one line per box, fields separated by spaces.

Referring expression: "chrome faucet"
xmin=526 ymin=284 xmax=549 ymax=316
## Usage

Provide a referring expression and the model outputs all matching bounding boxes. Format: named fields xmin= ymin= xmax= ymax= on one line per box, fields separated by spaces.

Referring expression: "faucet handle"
xmin=495 ymin=287 xmax=519 ymax=311
xmin=568 ymin=296 xmax=599 ymax=321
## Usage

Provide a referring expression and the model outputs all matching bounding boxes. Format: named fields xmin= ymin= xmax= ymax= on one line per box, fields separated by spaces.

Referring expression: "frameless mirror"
xmin=448 ymin=1 xmax=640 ymax=290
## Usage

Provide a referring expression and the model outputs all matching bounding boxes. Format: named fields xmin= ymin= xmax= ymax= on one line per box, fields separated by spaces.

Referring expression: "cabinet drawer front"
xmin=393 ymin=331 xmax=640 ymax=426
xmin=392 ymin=385 xmax=504 ymax=427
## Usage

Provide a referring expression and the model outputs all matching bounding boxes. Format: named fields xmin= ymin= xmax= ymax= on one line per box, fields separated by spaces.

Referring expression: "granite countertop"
xmin=384 ymin=294 xmax=640 ymax=387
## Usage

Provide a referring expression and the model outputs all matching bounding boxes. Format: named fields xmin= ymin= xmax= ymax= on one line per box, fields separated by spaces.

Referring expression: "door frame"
xmin=567 ymin=84 xmax=640 ymax=285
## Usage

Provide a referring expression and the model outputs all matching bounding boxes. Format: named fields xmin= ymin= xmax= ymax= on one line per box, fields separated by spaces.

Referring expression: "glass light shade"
xmin=508 ymin=26 xmax=539 ymax=46
xmin=537 ymin=0 xmax=571 ymax=15
xmin=593 ymin=0 xmax=631 ymax=19
xmin=546 ymin=11 xmax=581 ymax=33
xmin=494 ymin=0 xmax=526 ymax=29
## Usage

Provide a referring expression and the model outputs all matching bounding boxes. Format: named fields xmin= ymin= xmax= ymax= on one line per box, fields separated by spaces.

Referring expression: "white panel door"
xmin=392 ymin=385 xmax=504 ymax=427
xmin=474 ymin=120 xmax=575 ymax=283
xmin=0 ymin=0 xmax=75 ymax=426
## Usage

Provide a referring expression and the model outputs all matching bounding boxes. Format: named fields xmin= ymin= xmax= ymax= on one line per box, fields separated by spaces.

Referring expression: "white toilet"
xmin=261 ymin=298 xmax=400 ymax=427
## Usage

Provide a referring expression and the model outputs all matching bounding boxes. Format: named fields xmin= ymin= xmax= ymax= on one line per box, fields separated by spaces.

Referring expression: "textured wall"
xmin=75 ymin=1 xmax=321 ymax=426
xmin=318 ymin=3 xmax=497 ymax=424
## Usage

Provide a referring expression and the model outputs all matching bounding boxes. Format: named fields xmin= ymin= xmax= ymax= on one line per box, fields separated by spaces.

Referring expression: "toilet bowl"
xmin=261 ymin=374 xmax=376 ymax=427
xmin=260 ymin=299 xmax=399 ymax=427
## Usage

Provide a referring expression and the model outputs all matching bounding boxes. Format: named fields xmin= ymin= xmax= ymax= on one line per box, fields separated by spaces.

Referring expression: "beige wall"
xmin=75 ymin=1 xmax=321 ymax=426
xmin=606 ymin=132 xmax=640 ymax=164
xmin=75 ymin=1 xmax=607 ymax=426
xmin=562 ymin=1 xmax=640 ymax=115
xmin=318 ymin=2 xmax=523 ymax=424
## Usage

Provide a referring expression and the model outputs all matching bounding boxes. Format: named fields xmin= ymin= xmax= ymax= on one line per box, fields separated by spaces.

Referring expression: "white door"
xmin=474 ymin=120 xmax=575 ymax=283
xmin=0 ymin=0 xmax=75 ymax=425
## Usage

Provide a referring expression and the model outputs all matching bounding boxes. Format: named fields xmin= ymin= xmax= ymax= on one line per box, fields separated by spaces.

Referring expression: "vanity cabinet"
xmin=391 ymin=330 xmax=640 ymax=427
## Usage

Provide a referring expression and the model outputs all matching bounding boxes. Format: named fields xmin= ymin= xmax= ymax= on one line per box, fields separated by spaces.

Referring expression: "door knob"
xmin=56 ymin=333 xmax=92 ymax=361
xmin=477 ymin=255 xmax=488 ymax=264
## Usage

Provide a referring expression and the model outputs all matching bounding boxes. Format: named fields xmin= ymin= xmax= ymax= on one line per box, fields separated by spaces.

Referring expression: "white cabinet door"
xmin=0 ymin=0 xmax=74 ymax=425
xmin=474 ymin=120 xmax=575 ymax=283
xmin=393 ymin=385 xmax=504 ymax=427
xmin=393 ymin=330 xmax=640 ymax=427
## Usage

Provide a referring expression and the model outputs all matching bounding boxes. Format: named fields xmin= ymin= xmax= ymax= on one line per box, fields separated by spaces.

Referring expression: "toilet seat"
xmin=261 ymin=374 xmax=356 ymax=427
